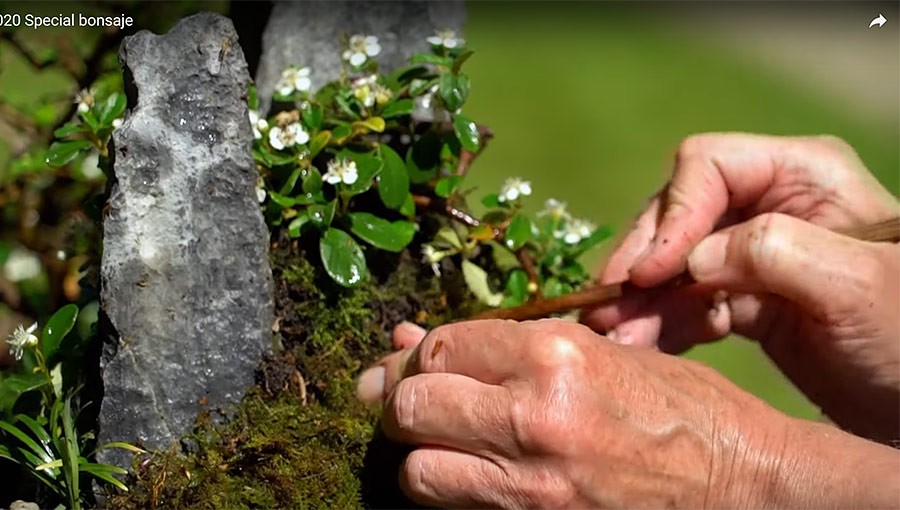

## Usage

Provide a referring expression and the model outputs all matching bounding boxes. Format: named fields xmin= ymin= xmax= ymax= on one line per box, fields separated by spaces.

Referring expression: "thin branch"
xmin=0 ymin=32 xmax=57 ymax=70
xmin=455 ymin=125 xmax=494 ymax=176
xmin=516 ymin=250 xmax=543 ymax=300
xmin=413 ymin=193 xmax=482 ymax=229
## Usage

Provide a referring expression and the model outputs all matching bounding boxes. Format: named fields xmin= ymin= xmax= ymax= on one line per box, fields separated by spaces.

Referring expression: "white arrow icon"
xmin=869 ymin=13 xmax=886 ymax=28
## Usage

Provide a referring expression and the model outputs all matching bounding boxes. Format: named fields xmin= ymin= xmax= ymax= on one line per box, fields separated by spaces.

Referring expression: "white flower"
xmin=555 ymin=218 xmax=595 ymax=245
xmin=269 ymin=122 xmax=309 ymax=150
xmin=248 ymin=109 xmax=268 ymax=140
xmin=111 ymin=118 xmax=123 ymax=129
xmin=539 ymin=198 xmax=570 ymax=220
xmin=56 ymin=250 xmax=66 ymax=261
xmin=498 ymin=177 xmax=532 ymax=203
xmin=74 ymin=88 xmax=94 ymax=113
xmin=276 ymin=66 xmax=312 ymax=96
xmin=427 ymin=29 xmax=465 ymax=49
xmin=342 ymin=34 xmax=381 ymax=67
xmin=6 ymin=323 xmax=38 ymax=361
xmin=353 ymin=84 xmax=375 ymax=108
xmin=421 ymin=245 xmax=443 ymax=276
xmin=323 ymin=157 xmax=359 ymax=185
xmin=3 ymin=249 xmax=41 ymax=282
xmin=256 ymin=188 xmax=267 ymax=203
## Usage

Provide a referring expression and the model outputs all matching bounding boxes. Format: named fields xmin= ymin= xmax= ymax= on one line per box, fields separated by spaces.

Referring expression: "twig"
xmin=516 ymin=250 xmax=543 ymax=300
xmin=413 ymin=193 xmax=482 ymax=230
xmin=473 ymin=217 xmax=900 ymax=321
xmin=0 ymin=32 xmax=57 ymax=70
xmin=455 ymin=125 xmax=494 ymax=176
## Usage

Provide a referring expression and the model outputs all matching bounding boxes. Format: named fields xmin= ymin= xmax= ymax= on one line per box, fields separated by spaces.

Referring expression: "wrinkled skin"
xmin=581 ymin=133 xmax=900 ymax=442
xmin=358 ymin=320 xmax=897 ymax=509
xmin=356 ymin=133 xmax=900 ymax=508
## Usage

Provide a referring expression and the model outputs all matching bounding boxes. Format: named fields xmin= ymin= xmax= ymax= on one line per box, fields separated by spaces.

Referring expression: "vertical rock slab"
xmin=98 ymin=12 xmax=273 ymax=466
xmin=255 ymin=0 xmax=466 ymax=114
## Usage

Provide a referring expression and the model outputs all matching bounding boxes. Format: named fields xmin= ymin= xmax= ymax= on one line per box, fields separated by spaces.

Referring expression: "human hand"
xmin=356 ymin=319 xmax=899 ymax=509
xmin=581 ymin=133 xmax=900 ymax=442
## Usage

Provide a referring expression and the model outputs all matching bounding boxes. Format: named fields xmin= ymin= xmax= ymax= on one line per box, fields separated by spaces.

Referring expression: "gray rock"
xmin=98 ymin=12 xmax=273 ymax=467
xmin=255 ymin=1 xmax=465 ymax=114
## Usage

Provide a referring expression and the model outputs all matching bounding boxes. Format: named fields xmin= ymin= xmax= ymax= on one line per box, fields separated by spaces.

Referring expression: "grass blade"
xmin=0 ymin=420 xmax=53 ymax=464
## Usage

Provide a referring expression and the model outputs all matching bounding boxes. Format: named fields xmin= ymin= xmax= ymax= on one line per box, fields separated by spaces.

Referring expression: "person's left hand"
xmin=356 ymin=319 xmax=814 ymax=509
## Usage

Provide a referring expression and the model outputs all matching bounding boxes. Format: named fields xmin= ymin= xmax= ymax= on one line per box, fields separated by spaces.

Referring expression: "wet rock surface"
xmin=98 ymin=12 xmax=273 ymax=467
xmin=255 ymin=0 xmax=465 ymax=114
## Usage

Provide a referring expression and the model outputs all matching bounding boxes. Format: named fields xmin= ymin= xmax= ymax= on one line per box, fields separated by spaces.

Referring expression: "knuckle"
xmin=744 ymin=213 xmax=789 ymax=273
xmin=400 ymin=450 xmax=432 ymax=498
xmin=390 ymin=377 xmax=427 ymax=435
xmin=515 ymin=469 xmax=576 ymax=508
xmin=677 ymin=133 xmax=715 ymax=158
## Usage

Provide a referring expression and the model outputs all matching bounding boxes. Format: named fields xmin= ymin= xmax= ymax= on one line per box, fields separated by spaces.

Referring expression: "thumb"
xmin=687 ymin=213 xmax=887 ymax=320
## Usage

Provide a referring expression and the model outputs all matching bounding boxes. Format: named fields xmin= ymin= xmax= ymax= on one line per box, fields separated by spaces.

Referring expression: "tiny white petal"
xmin=256 ymin=188 xmax=267 ymax=203
xmin=350 ymin=52 xmax=366 ymax=67
xmin=296 ymin=77 xmax=311 ymax=92
xmin=343 ymin=167 xmax=358 ymax=185
xmin=426 ymin=36 xmax=442 ymax=45
xmin=269 ymin=127 xmax=284 ymax=150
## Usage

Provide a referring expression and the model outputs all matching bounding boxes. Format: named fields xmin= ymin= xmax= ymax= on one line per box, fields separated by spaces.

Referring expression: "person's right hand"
xmin=581 ymin=133 xmax=900 ymax=443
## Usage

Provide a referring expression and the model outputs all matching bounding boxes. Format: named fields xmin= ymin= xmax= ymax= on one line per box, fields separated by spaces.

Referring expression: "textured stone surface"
xmin=255 ymin=0 xmax=465 ymax=114
xmin=98 ymin=12 xmax=273 ymax=467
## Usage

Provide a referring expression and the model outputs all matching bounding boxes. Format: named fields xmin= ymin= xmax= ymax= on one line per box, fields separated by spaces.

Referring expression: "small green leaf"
xmin=302 ymin=168 xmax=323 ymax=194
xmin=452 ymin=114 xmax=480 ymax=152
xmin=542 ymin=276 xmax=572 ymax=299
xmin=409 ymin=78 xmax=439 ymax=97
xmin=332 ymin=124 xmax=352 ymax=140
xmin=380 ymin=99 xmax=414 ymax=119
xmin=574 ymin=225 xmax=615 ymax=253
xmin=80 ymin=110 xmax=101 ymax=132
xmin=309 ymin=130 xmax=331 ymax=158
xmin=400 ymin=193 xmax=416 ymax=217
xmin=435 ymin=176 xmax=463 ymax=198
xmin=387 ymin=65 xmax=430 ymax=89
xmin=406 ymin=132 xmax=441 ymax=184
xmin=504 ymin=214 xmax=533 ymax=251
xmin=439 ymin=72 xmax=468 ymax=111
xmin=409 ymin=53 xmax=453 ymax=67
xmin=42 ymin=304 xmax=78 ymax=363
xmin=462 ymin=260 xmax=503 ymax=307
xmin=99 ymin=92 xmax=126 ymax=125
xmin=288 ymin=211 xmax=311 ymax=238
xmin=320 ymin=228 xmax=367 ymax=287
xmin=349 ymin=212 xmax=415 ymax=252
xmin=268 ymin=192 xmax=316 ymax=208
xmin=80 ymin=462 xmax=128 ymax=492
xmin=452 ymin=50 xmax=475 ymax=73
xmin=341 ymin=149 xmax=383 ymax=195
xmin=377 ymin=144 xmax=409 ymax=209
xmin=503 ymin=269 xmax=529 ymax=307
xmin=352 ymin=117 xmax=385 ymax=133
xmin=436 ymin=227 xmax=463 ymax=251
xmin=308 ymin=200 xmax=337 ymax=229
xmin=302 ymin=105 xmax=323 ymax=130
xmin=279 ymin=168 xmax=302 ymax=195
xmin=481 ymin=193 xmax=500 ymax=208
xmin=45 ymin=141 xmax=93 ymax=168
xmin=248 ymin=85 xmax=259 ymax=110
xmin=53 ymin=123 xmax=88 ymax=138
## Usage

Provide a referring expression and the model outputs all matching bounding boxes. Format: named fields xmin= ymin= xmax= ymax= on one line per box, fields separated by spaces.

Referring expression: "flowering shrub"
xmin=1 ymin=305 xmax=142 ymax=509
xmin=253 ymin=30 xmax=611 ymax=307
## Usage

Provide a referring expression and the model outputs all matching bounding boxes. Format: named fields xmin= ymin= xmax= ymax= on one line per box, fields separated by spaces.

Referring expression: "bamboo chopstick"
xmin=472 ymin=217 xmax=900 ymax=322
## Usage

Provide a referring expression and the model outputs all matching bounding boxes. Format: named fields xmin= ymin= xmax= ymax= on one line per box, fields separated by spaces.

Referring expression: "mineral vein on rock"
xmin=98 ymin=12 xmax=273 ymax=467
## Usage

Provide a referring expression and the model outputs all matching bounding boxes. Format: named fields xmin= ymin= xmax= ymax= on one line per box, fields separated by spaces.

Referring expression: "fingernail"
xmin=396 ymin=321 xmax=427 ymax=337
xmin=688 ymin=234 xmax=727 ymax=280
xmin=356 ymin=366 xmax=385 ymax=404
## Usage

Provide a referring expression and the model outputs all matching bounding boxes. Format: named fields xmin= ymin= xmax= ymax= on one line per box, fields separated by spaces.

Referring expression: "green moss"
xmin=111 ymin=235 xmax=484 ymax=509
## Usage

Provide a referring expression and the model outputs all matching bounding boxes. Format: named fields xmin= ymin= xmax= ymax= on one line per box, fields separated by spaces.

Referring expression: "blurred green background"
xmin=2 ymin=1 xmax=898 ymax=419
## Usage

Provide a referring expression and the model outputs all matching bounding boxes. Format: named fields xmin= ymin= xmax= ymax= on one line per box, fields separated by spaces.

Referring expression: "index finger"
xmin=363 ymin=319 xmax=535 ymax=402
xmin=628 ymin=133 xmax=790 ymax=287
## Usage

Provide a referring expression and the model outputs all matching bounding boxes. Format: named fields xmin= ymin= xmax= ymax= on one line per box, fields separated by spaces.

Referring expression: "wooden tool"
xmin=473 ymin=217 xmax=900 ymax=322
